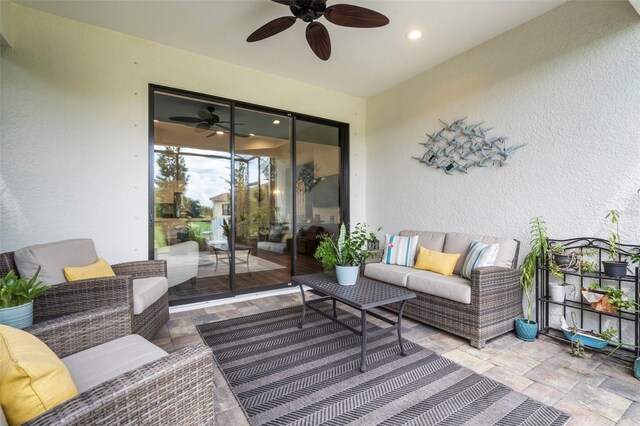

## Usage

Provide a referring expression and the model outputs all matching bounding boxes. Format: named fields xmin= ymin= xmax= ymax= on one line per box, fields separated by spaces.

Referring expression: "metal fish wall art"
xmin=413 ymin=118 xmax=525 ymax=175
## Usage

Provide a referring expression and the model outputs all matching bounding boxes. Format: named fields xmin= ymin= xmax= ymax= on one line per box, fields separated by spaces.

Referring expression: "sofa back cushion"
xmin=444 ymin=232 xmax=518 ymax=275
xmin=399 ymin=231 xmax=446 ymax=259
xmin=14 ymin=239 xmax=99 ymax=285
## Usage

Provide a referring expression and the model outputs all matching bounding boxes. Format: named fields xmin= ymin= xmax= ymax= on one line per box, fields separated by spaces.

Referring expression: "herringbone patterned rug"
xmin=198 ymin=306 xmax=570 ymax=426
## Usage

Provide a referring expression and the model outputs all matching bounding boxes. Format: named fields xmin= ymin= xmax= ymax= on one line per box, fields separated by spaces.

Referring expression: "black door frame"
xmin=149 ymin=84 xmax=350 ymax=306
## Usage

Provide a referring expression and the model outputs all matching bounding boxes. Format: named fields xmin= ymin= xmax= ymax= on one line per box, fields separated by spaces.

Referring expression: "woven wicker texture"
xmin=293 ymin=273 xmax=416 ymax=309
xmin=385 ymin=266 xmax=522 ymax=348
xmin=26 ymin=305 xmax=132 ymax=358
xmin=25 ymin=343 xmax=216 ymax=425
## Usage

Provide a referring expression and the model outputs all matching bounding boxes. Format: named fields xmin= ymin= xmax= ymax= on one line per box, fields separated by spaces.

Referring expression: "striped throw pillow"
xmin=382 ymin=234 xmax=419 ymax=267
xmin=461 ymin=241 xmax=499 ymax=279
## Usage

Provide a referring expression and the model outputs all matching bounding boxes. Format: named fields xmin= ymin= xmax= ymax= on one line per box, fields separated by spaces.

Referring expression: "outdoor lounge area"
xmin=1 ymin=1 xmax=640 ymax=425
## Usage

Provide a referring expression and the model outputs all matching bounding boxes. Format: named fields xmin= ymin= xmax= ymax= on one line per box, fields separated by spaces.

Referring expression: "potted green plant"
xmin=314 ymin=223 xmax=379 ymax=286
xmin=516 ymin=216 xmax=547 ymax=341
xmin=602 ymin=210 xmax=628 ymax=278
xmin=549 ymin=281 xmax=572 ymax=303
xmin=0 ymin=268 xmax=49 ymax=329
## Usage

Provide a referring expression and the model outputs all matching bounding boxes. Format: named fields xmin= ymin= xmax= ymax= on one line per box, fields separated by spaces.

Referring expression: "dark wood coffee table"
xmin=292 ymin=273 xmax=416 ymax=372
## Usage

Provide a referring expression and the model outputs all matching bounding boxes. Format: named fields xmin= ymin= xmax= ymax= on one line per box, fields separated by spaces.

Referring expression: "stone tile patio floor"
xmin=151 ymin=292 xmax=640 ymax=426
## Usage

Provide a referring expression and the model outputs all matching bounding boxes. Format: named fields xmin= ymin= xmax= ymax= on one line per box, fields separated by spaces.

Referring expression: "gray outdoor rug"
xmin=197 ymin=306 xmax=570 ymax=426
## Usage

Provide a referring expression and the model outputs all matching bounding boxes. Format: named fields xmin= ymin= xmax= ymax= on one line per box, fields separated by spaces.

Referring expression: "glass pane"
xmin=234 ymin=108 xmax=292 ymax=290
xmin=295 ymin=120 xmax=341 ymax=274
xmin=153 ymin=91 xmax=232 ymax=302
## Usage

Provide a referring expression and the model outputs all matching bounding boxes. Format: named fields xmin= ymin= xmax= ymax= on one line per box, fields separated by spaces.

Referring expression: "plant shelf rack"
xmin=536 ymin=237 xmax=640 ymax=362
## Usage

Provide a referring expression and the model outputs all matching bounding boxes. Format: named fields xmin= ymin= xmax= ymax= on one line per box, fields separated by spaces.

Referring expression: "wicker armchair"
xmin=0 ymin=251 xmax=169 ymax=340
xmin=21 ymin=311 xmax=216 ymax=425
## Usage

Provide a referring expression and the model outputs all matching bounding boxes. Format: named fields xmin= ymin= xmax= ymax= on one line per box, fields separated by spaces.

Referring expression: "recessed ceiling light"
xmin=249 ymin=133 xmax=255 ymax=137
xmin=153 ymin=119 xmax=159 ymax=123
xmin=407 ymin=30 xmax=422 ymax=40
xmin=273 ymin=120 xmax=280 ymax=125
xmin=216 ymin=130 xmax=224 ymax=135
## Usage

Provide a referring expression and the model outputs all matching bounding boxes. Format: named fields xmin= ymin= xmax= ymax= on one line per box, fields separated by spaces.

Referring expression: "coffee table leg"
xmin=333 ymin=299 xmax=337 ymax=318
xmin=360 ymin=309 xmax=368 ymax=372
xmin=398 ymin=300 xmax=407 ymax=356
xmin=298 ymin=284 xmax=306 ymax=329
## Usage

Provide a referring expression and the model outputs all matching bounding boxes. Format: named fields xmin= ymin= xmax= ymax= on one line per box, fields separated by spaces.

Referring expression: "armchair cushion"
xmin=62 ymin=335 xmax=167 ymax=393
xmin=63 ymin=258 xmax=115 ymax=282
xmin=132 ymin=277 xmax=169 ymax=315
xmin=0 ymin=325 xmax=78 ymax=426
xmin=14 ymin=239 xmax=98 ymax=285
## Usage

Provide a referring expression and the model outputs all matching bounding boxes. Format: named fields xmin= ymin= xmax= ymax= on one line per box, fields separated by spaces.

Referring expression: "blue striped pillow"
xmin=382 ymin=234 xmax=419 ymax=267
xmin=461 ymin=241 xmax=499 ymax=279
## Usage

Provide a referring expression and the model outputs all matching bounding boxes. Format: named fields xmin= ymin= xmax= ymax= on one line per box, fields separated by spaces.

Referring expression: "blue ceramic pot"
xmin=634 ymin=358 xmax=640 ymax=381
xmin=335 ymin=266 xmax=359 ymax=286
xmin=0 ymin=302 xmax=34 ymax=329
xmin=514 ymin=318 xmax=538 ymax=341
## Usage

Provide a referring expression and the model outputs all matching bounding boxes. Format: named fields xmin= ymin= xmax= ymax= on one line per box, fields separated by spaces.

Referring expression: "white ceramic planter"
xmin=335 ymin=266 xmax=359 ymax=286
xmin=0 ymin=301 xmax=34 ymax=329
xmin=548 ymin=283 xmax=566 ymax=303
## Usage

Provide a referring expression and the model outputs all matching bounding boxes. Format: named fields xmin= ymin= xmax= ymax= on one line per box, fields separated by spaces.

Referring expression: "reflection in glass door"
xmin=152 ymin=91 xmax=232 ymax=303
xmin=294 ymin=119 xmax=342 ymax=275
xmin=233 ymin=108 xmax=292 ymax=291
xmin=151 ymin=86 xmax=347 ymax=306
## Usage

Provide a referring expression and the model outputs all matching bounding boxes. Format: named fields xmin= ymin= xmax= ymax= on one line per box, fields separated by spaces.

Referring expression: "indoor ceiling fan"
xmin=169 ymin=107 xmax=250 ymax=138
xmin=247 ymin=0 xmax=389 ymax=61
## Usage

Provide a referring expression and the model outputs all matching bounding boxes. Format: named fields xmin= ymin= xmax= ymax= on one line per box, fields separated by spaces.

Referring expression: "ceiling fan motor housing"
xmin=291 ymin=0 xmax=326 ymax=22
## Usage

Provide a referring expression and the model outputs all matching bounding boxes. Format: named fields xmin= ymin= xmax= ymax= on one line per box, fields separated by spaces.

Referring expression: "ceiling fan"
xmin=169 ymin=107 xmax=250 ymax=138
xmin=247 ymin=0 xmax=389 ymax=61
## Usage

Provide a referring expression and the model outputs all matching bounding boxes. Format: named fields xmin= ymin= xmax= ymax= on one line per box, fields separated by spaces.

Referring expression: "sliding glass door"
xmin=150 ymin=85 xmax=348 ymax=306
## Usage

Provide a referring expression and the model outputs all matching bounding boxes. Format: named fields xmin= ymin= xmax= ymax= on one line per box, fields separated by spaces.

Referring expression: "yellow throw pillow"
xmin=0 ymin=325 xmax=78 ymax=426
xmin=414 ymin=247 xmax=461 ymax=276
xmin=63 ymin=258 xmax=115 ymax=282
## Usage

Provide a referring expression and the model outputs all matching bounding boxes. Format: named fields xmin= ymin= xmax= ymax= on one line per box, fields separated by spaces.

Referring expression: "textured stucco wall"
xmin=0 ymin=4 xmax=366 ymax=262
xmin=366 ymin=0 xmax=640 ymax=250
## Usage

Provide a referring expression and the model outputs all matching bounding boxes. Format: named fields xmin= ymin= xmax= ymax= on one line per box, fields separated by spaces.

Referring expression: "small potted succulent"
xmin=602 ymin=210 xmax=628 ymax=278
xmin=0 ymin=268 xmax=49 ymax=329
xmin=315 ymin=223 xmax=380 ymax=286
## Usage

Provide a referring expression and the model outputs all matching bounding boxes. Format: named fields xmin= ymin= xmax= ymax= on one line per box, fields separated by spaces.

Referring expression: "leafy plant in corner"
xmin=0 ymin=268 xmax=49 ymax=309
xmin=520 ymin=217 xmax=548 ymax=324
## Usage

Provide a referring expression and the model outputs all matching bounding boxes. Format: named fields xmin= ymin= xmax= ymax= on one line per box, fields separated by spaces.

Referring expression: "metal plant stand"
xmin=537 ymin=237 xmax=640 ymax=361
xmin=292 ymin=273 xmax=416 ymax=372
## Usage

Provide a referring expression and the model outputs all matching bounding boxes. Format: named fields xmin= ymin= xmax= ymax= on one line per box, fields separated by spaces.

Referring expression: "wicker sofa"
xmin=364 ymin=231 xmax=521 ymax=348
xmin=3 ymin=304 xmax=216 ymax=425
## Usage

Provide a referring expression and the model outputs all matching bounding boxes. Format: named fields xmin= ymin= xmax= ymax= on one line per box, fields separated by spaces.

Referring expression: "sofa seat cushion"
xmin=62 ymin=335 xmax=167 ymax=393
xmin=132 ymin=277 xmax=168 ymax=315
xmin=257 ymin=241 xmax=288 ymax=254
xmin=14 ymin=238 xmax=99 ymax=285
xmin=406 ymin=271 xmax=472 ymax=304
xmin=364 ymin=263 xmax=418 ymax=287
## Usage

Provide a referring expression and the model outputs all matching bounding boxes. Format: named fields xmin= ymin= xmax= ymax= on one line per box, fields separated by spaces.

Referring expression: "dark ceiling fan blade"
xmin=306 ymin=22 xmax=331 ymax=61
xmin=169 ymin=116 xmax=203 ymax=123
xmin=197 ymin=110 xmax=214 ymax=121
xmin=324 ymin=4 xmax=389 ymax=28
xmin=271 ymin=0 xmax=294 ymax=4
xmin=215 ymin=125 xmax=250 ymax=138
xmin=195 ymin=123 xmax=211 ymax=133
xmin=247 ymin=16 xmax=297 ymax=42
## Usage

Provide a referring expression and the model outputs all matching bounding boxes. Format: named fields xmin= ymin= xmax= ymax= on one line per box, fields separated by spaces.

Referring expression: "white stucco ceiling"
xmin=18 ymin=0 xmax=566 ymax=97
